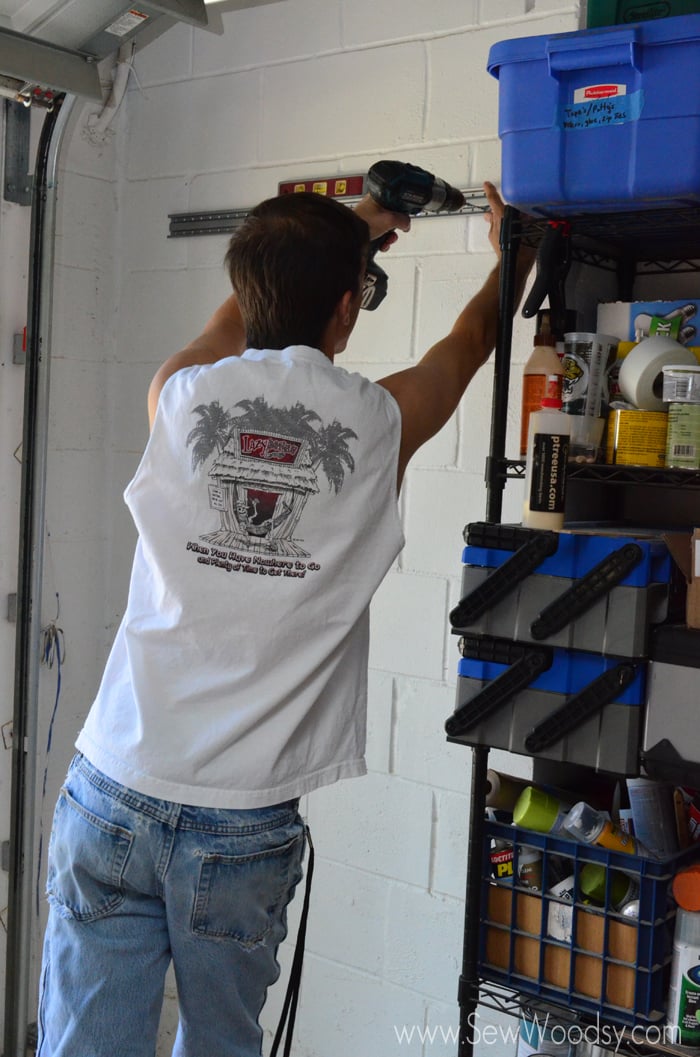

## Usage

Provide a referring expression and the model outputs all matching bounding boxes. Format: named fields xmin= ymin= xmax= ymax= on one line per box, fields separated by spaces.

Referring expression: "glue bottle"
xmin=522 ymin=375 xmax=571 ymax=530
xmin=668 ymin=908 xmax=700 ymax=1051
xmin=520 ymin=311 xmax=564 ymax=457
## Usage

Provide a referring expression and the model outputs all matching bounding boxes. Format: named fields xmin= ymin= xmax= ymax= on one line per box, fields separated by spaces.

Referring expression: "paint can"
xmin=663 ymin=364 xmax=700 ymax=469
xmin=665 ymin=404 xmax=700 ymax=468
xmin=605 ymin=409 xmax=667 ymax=468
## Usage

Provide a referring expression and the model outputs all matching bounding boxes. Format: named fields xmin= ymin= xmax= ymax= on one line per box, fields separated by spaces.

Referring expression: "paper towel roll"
xmin=618 ymin=336 xmax=698 ymax=411
xmin=485 ymin=769 xmax=530 ymax=811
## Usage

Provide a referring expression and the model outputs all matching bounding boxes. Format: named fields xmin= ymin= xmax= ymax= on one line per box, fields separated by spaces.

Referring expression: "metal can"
xmin=665 ymin=402 xmax=700 ymax=469
xmin=662 ymin=364 xmax=700 ymax=469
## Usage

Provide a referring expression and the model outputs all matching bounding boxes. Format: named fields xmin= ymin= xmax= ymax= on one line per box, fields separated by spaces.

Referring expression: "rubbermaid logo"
xmin=572 ymin=83 xmax=627 ymax=105
xmin=585 ymin=84 xmax=621 ymax=99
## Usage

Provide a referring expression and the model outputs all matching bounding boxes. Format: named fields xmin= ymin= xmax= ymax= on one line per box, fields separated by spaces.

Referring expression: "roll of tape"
xmin=618 ymin=336 xmax=698 ymax=411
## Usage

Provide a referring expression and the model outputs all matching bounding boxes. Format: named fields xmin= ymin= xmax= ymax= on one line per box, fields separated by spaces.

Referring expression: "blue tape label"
xmin=558 ymin=88 xmax=643 ymax=130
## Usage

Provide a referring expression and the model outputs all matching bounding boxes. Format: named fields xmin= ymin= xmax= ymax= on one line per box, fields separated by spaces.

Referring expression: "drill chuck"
xmin=422 ymin=176 xmax=465 ymax=213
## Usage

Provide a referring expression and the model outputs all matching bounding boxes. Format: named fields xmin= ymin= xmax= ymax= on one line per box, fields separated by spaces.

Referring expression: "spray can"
xmin=578 ymin=863 xmax=639 ymax=911
xmin=667 ymin=908 xmax=700 ymax=1051
xmin=513 ymin=786 xmax=573 ymax=836
xmin=522 ymin=376 xmax=572 ymax=531
xmin=562 ymin=802 xmax=649 ymax=856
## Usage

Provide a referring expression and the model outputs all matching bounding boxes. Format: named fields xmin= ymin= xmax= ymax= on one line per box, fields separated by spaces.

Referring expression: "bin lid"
xmin=487 ymin=12 xmax=700 ymax=78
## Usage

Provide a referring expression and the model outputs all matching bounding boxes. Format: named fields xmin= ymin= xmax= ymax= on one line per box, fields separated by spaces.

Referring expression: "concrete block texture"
xmin=384 ymin=884 xmax=466 ymax=1000
xmin=393 ymin=677 xmax=470 ymax=794
xmin=366 ymin=668 xmax=394 ymax=774
xmin=402 ymin=469 xmax=482 ymax=578
xmin=125 ymin=73 xmax=260 ymax=179
xmin=305 ymin=773 xmax=433 ymax=888
xmin=260 ymin=43 xmax=427 ymax=161
xmin=369 ymin=571 xmax=448 ymax=681
xmin=295 ymin=956 xmax=428 ymax=1057
xmin=305 ymin=858 xmax=390 ymax=974
xmin=343 ymin=0 xmax=478 ymax=45
xmin=194 ymin=0 xmax=342 ymax=74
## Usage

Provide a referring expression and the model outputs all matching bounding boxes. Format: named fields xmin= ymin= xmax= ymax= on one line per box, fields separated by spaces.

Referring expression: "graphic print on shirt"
xmin=186 ymin=396 xmax=357 ymax=559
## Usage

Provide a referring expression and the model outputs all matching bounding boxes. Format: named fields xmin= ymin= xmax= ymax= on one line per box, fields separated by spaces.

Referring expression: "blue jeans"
xmin=37 ymin=754 xmax=305 ymax=1057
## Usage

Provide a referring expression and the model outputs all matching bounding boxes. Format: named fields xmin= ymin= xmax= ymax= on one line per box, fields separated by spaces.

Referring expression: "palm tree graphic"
xmin=187 ymin=397 xmax=357 ymax=494
xmin=186 ymin=397 xmax=358 ymax=555
xmin=186 ymin=401 xmax=233 ymax=470
xmin=311 ymin=421 xmax=357 ymax=494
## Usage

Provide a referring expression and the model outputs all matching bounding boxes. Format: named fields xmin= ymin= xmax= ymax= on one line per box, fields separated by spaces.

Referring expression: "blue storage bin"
xmin=458 ymin=648 xmax=645 ymax=702
xmin=462 ymin=532 xmax=670 ymax=587
xmin=480 ymin=818 xmax=700 ymax=1026
xmin=452 ymin=641 xmax=645 ymax=772
xmin=487 ymin=14 xmax=700 ymax=214
xmin=451 ymin=525 xmax=671 ymax=658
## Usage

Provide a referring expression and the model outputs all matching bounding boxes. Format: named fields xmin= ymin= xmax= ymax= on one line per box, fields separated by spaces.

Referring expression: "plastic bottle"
xmin=562 ymin=801 xmax=647 ymax=855
xmin=667 ymin=908 xmax=700 ymax=1051
xmin=520 ymin=311 xmax=564 ymax=456
xmin=522 ymin=375 xmax=572 ymax=530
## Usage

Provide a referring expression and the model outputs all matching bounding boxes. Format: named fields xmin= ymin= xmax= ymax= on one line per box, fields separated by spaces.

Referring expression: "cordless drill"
xmin=361 ymin=160 xmax=466 ymax=310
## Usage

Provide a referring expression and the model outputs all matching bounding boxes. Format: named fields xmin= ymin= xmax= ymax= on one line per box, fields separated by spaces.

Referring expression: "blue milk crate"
xmin=487 ymin=14 xmax=700 ymax=214
xmin=451 ymin=524 xmax=671 ymax=658
xmin=480 ymin=818 xmax=700 ymax=1027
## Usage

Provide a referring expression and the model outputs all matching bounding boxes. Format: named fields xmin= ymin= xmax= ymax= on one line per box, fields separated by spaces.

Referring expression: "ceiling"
xmin=0 ymin=0 xmax=284 ymax=100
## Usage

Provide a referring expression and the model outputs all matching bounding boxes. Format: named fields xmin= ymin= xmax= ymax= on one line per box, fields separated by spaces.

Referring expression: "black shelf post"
xmin=457 ymin=743 xmax=489 ymax=1057
xmin=485 ymin=205 xmax=521 ymax=523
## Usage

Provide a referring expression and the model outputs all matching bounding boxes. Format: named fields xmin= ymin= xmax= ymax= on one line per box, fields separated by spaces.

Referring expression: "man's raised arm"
xmin=147 ymin=293 xmax=246 ymax=428
xmin=377 ymin=182 xmax=534 ymax=488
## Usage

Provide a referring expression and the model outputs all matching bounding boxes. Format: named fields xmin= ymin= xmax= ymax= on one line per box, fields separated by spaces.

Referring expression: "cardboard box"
xmin=665 ymin=529 xmax=700 ymax=629
xmin=597 ymin=301 xmax=700 ymax=346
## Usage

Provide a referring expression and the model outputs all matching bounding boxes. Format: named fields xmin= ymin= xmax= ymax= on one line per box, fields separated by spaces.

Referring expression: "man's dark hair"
xmin=225 ymin=192 xmax=370 ymax=350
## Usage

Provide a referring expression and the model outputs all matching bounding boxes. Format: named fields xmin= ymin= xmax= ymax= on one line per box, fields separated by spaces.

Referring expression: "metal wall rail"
xmin=168 ymin=186 xmax=490 ymax=238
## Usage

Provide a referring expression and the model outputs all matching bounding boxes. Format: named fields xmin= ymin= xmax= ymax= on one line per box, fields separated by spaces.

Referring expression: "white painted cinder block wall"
xmin=23 ymin=0 xmax=584 ymax=1051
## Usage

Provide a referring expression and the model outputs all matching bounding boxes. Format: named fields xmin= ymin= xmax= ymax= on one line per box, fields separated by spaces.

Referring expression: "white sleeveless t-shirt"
xmin=76 ymin=346 xmax=404 ymax=807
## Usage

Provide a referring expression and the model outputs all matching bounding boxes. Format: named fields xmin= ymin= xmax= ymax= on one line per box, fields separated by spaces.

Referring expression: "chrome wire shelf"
xmin=500 ymin=459 xmax=700 ymax=489
xmin=476 ymin=980 xmax=691 ymax=1057
xmin=520 ymin=204 xmax=700 ymax=274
